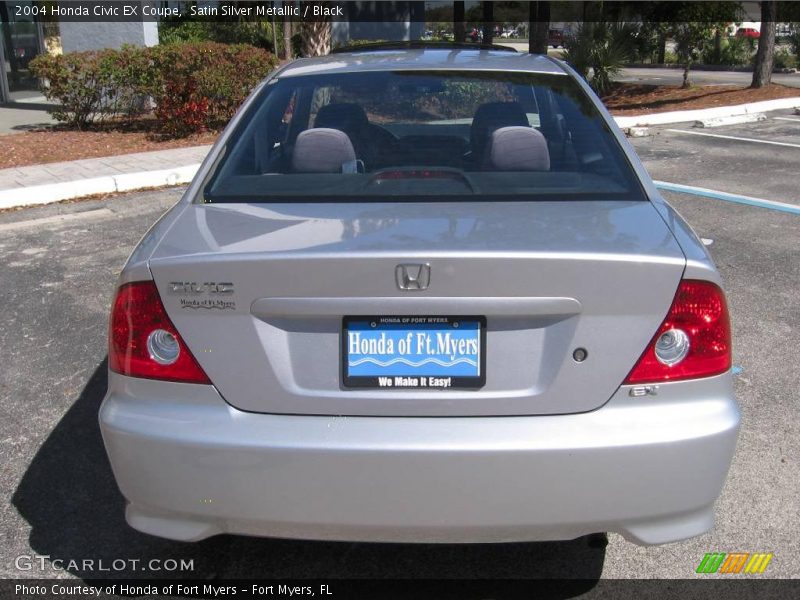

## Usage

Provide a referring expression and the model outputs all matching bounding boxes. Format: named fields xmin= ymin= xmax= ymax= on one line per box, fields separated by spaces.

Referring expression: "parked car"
xmin=101 ymin=45 xmax=740 ymax=546
xmin=775 ymin=24 xmax=794 ymax=41
xmin=548 ymin=28 xmax=564 ymax=48
xmin=735 ymin=27 xmax=760 ymax=39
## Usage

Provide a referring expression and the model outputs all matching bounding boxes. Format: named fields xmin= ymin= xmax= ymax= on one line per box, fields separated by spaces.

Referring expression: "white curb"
xmin=695 ymin=112 xmax=767 ymax=128
xmin=0 ymin=163 xmax=201 ymax=210
xmin=613 ymin=97 xmax=800 ymax=128
xmin=624 ymin=126 xmax=651 ymax=137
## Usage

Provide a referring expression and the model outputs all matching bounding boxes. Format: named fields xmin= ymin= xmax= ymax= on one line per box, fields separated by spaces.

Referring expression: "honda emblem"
xmin=396 ymin=264 xmax=431 ymax=291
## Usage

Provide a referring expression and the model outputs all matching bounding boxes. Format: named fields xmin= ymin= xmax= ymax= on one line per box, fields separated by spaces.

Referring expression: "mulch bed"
xmin=2 ymin=83 xmax=799 ymax=170
xmin=0 ymin=123 xmax=219 ymax=170
xmin=604 ymin=82 xmax=800 ymax=115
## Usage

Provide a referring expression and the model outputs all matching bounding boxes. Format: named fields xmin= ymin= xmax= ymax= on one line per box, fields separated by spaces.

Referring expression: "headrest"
xmin=291 ymin=128 xmax=357 ymax=173
xmin=314 ymin=103 xmax=369 ymax=130
xmin=486 ymin=126 xmax=550 ymax=171
xmin=470 ymin=101 xmax=529 ymax=159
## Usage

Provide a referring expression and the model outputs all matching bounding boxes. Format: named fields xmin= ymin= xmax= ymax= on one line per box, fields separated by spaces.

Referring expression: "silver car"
xmin=100 ymin=48 xmax=739 ymax=545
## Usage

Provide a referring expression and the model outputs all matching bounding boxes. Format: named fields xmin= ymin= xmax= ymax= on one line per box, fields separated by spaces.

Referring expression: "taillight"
xmin=624 ymin=280 xmax=731 ymax=384
xmin=109 ymin=281 xmax=211 ymax=384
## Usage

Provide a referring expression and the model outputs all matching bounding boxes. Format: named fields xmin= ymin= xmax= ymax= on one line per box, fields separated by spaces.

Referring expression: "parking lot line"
xmin=654 ymin=180 xmax=800 ymax=215
xmin=664 ymin=129 xmax=800 ymax=149
xmin=0 ymin=208 xmax=114 ymax=232
xmin=773 ymin=117 xmax=800 ymax=123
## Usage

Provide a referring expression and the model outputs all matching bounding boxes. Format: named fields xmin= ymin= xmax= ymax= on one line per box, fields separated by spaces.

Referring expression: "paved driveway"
xmin=632 ymin=109 xmax=800 ymax=205
xmin=619 ymin=66 xmax=800 ymax=88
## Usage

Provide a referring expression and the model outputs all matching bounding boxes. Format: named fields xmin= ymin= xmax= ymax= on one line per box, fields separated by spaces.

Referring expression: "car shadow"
xmin=13 ymin=360 xmax=605 ymax=597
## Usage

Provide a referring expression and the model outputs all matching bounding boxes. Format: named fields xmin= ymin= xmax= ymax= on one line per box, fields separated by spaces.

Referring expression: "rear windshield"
xmin=202 ymin=70 xmax=645 ymax=203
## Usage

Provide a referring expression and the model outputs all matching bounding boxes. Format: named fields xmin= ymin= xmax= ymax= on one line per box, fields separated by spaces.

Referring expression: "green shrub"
xmin=700 ymin=36 xmax=722 ymax=65
xmin=333 ymin=38 xmax=384 ymax=48
xmin=149 ymin=43 xmax=277 ymax=134
xmin=628 ymin=23 xmax=664 ymax=64
xmin=158 ymin=20 xmax=215 ymax=45
xmin=562 ymin=25 xmax=592 ymax=79
xmin=30 ymin=42 xmax=277 ymax=135
xmin=158 ymin=19 xmax=277 ymax=51
xmin=30 ymin=48 xmax=151 ymax=128
xmin=563 ymin=22 xmax=635 ymax=95
xmin=29 ymin=52 xmax=99 ymax=128
xmin=105 ymin=44 xmax=159 ymax=117
xmin=701 ymin=36 xmax=752 ymax=66
xmin=789 ymin=31 xmax=800 ymax=59
xmin=774 ymin=48 xmax=797 ymax=70
xmin=664 ymin=50 xmax=679 ymax=64
xmin=719 ymin=36 xmax=754 ymax=66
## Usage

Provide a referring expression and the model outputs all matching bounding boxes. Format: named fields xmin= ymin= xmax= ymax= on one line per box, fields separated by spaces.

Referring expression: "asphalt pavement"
xmin=0 ymin=114 xmax=798 ymax=590
xmin=619 ymin=66 xmax=800 ymax=88
xmin=631 ymin=108 xmax=800 ymax=205
xmin=495 ymin=43 xmax=800 ymax=89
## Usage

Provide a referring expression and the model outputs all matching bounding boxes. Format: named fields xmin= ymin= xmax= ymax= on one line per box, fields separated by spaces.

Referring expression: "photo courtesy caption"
xmin=16 ymin=585 xmax=103 ymax=597
xmin=15 ymin=584 xmax=334 ymax=597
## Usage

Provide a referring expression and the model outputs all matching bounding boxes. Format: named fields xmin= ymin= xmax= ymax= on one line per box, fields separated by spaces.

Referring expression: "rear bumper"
xmin=99 ymin=374 xmax=739 ymax=545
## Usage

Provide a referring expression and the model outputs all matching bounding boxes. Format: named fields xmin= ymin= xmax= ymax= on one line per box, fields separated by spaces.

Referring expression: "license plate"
xmin=342 ymin=316 xmax=485 ymax=389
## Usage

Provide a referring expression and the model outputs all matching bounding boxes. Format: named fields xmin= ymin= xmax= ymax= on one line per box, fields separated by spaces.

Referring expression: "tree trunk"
xmin=454 ymin=1 xmax=465 ymax=43
xmin=300 ymin=5 xmax=331 ymax=57
xmin=529 ymin=1 xmax=551 ymax=54
xmin=482 ymin=1 xmax=494 ymax=45
xmin=270 ymin=13 xmax=277 ymax=55
xmin=751 ymin=1 xmax=777 ymax=88
xmin=682 ymin=60 xmax=692 ymax=88
xmin=713 ymin=28 xmax=722 ymax=64
xmin=282 ymin=2 xmax=293 ymax=60
xmin=657 ymin=32 xmax=666 ymax=64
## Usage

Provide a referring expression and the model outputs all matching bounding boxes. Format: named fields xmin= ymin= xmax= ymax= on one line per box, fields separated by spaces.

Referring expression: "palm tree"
xmin=300 ymin=2 xmax=331 ymax=57
xmin=563 ymin=22 xmax=635 ymax=95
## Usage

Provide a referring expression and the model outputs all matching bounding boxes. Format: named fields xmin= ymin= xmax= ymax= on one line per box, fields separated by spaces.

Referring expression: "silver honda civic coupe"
xmin=100 ymin=48 xmax=739 ymax=545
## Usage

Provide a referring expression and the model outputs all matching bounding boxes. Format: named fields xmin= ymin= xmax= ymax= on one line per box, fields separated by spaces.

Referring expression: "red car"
xmin=735 ymin=27 xmax=760 ymax=39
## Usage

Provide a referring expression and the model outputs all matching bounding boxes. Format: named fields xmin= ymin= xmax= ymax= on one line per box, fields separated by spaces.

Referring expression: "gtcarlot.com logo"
xmin=15 ymin=554 xmax=194 ymax=573
xmin=696 ymin=552 xmax=773 ymax=574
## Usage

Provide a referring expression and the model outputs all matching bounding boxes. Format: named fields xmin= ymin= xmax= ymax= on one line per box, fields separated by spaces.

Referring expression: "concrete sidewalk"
xmin=0 ymin=103 xmax=57 ymax=134
xmin=0 ymin=145 xmax=211 ymax=209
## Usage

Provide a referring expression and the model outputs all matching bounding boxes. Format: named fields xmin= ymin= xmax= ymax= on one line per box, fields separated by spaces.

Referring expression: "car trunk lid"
xmin=148 ymin=200 xmax=684 ymax=416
